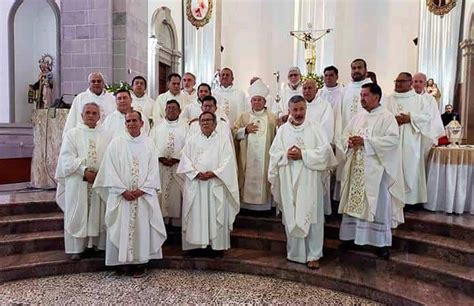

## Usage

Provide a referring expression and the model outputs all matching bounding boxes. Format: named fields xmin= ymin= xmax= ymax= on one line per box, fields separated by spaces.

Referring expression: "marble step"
xmin=0 ymin=230 xmax=63 ymax=256
xmin=402 ymin=211 xmax=474 ymax=241
xmin=235 ymin=215 xmax=474 ymax=267
xmin=0 ymin=212 xmax=63 ymax=234
xmin=0 ymin=247 xmax=471 ymax=305
xmin=0 ymin=250 xmax=104 ymax=283
xmin=230 ymin=227 xmax=474 ymax=296
xmin=0 ymin=201 xmax=61 ymax=217
xmin=392 ymin=228 xmax=474 ymax=267
xmin=158 ymin=246 xmax=474 ymax=305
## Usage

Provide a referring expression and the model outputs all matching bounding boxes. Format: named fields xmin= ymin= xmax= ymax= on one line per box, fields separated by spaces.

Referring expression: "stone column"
xmin=60 ymin=0 xmax=113 ymax=94
xmin=459 ymin=39 xmax=474 ymax=144
xmin=112 ymin=0 xmax=148 ymax=84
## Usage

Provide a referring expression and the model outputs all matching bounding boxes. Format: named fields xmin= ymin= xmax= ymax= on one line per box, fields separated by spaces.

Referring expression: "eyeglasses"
xmin=90 ymin=80 xmax=103 ymax=84
xmin=289 ymin=74 xmax=300 ymax=77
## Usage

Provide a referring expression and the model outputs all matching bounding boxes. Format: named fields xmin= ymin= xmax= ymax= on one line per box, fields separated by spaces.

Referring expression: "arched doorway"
xmin=149 ymin=7 xmax=182 ymax=98
xmin=8 ymin=0 xmax=61 ymax=124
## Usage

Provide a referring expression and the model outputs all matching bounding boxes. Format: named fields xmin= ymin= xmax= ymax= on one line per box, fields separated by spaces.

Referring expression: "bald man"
xmin=63 ymin=72 xmax=116 ymax=135
xmin=213 ymin=67 xmax=248 ymax=127
xmin=412 ymin=73 xmax=445 ymax=143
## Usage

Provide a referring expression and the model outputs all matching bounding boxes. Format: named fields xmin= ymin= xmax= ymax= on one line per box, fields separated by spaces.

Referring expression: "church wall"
xmin=333 ymin=0 xmax=419 ymax=95
xmin=221 ymin=0 xmax=295 ymax=94
xmin=464 ymin=0 xmax=474 ymax=40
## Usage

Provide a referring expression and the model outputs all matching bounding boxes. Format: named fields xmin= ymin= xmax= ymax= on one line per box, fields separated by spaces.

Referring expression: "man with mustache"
xmin=268 ymin=95 xmax=337 ymax=269
xmin=385 ymin=72 xmax=432 ymax=208
xmin=277 ymin=67 xmax=304 ymax=121
xmin=338 ymin=83 xmax=405 ymax=260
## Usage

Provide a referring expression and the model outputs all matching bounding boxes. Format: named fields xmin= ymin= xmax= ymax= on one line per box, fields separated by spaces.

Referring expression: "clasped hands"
xmin=197 ymin=171 xmax=216 ymax=181
xmin=159 ymin=157 xmax=180 ymax=167
xmin=287 ymin=145 xmax=302 ymax=160
xmin=347 ymin=136 xmax=364 ymax=150
xmin=83 ymin=168 xmax=97 ymax=184
xmin=122 ymin=189 xmax=145 ymax=201
xmin=395 ymin=113 xmax=411 ymax=126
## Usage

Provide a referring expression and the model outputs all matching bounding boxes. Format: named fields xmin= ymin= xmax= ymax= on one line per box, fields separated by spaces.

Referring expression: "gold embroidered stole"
xmin=127 ymin=156 xmax=140 ymax=261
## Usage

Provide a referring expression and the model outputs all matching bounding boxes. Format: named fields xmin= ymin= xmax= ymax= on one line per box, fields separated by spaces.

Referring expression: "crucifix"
xmin=290 ymin=23 xmax=332 ymax=74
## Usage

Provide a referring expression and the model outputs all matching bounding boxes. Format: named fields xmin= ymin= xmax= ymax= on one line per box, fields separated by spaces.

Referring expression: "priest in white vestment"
xmin=188 ymin=96 xmax=233 ymax=148
xmin=268 ymin=95 xmax=337 ymax=269
xmin=338 ymin=83 xmax=405 ymax=259
xmin=302 ymin=79 xmax=335 ymax=215
xmin=181 ymin=83 xmax=211 ymax=123
xmin=333 ymin=59 xmax=372 ymax=201
xmin=233 ymin=79 xmax=277 ymax=211
xmin=150 ymin=100 xmax=187 ymax=226
xmin=276 ymin=67 xmax=303 ymax=120
xmin=131 ymin=76 xmax=153 ymax=121
xmin=318 ymin=66 xmax=344 ymax=121
xmin=386 ymin=73 xmax=432 ymax=206
xmin=55 ymin=103 xmax=107 ymax=260
xmin=154 ymin=73 xmax=188 ymax=124
xmin=182 ymin=72 xmax=198 ymax=106
xmin=101 ymin=89 xmax=150 ymax=141
xmin=63 ymin=72 xmax=115 ymax=136
xmin=177 ymin=112 xmax=239 ymax=255
xmin=213 ymin=67 xmax=248 ymax=127
xmin=93 ymin=111 xmax=167 ymax=277
xmin=413 ymin=73 xmax=445 ymax=143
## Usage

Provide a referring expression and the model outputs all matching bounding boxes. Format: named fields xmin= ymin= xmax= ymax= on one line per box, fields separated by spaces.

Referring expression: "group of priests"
xmin=55 ymin=59 xmax=444 ymax=277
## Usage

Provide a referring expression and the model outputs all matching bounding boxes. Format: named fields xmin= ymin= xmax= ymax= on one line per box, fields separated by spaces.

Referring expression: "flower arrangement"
xmin=302 ymin=72 xmax=324 ymax=89
xmin=105 ymin=81 xmax=132 ymax=94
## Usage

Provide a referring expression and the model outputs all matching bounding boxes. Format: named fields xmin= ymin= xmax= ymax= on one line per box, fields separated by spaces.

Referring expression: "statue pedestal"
xmin=30 ymin=109 xmax=69 ymax=189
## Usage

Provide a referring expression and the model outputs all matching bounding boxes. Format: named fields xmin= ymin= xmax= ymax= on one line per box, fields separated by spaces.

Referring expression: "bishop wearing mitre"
xmin=233 ymin=79 xmax=276 ymax=211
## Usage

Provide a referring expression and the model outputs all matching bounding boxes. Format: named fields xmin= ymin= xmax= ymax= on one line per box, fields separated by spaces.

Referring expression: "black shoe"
xmin=339 ymin=240 xmax=354 ymax=251
xmin=376 ymin=247 xmax=390 ymax=260
xmin=132 ymin=265 xmax=147 ymax=278
xmin=70 ymin=254 xmax=81 ymax=261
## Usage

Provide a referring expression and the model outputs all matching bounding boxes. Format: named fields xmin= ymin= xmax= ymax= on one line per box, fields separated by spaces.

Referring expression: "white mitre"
xmin=248 ymin=78 xmax=270 ymax=99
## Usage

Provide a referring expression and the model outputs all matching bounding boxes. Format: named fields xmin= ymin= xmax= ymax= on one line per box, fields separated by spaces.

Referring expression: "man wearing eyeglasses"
xmin=177 ymin=111 xmax=239 ymax=257
xmin=386 ymin=72 xmax=432 ymax=208
xmin=63 ymin=72 xmax=116 ymax=136
xmin=277 ymin=67 xmax=304 ymax=121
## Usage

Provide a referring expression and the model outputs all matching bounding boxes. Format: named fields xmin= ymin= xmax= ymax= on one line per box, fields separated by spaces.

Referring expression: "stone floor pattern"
xmin=0 ymin=269 xmax=377 ymax=304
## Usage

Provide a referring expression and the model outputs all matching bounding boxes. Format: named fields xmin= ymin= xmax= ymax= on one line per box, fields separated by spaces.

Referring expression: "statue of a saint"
xmin=28 ymin=54 xmax=54 ymax=109
xmin=291 ymin=25 xmax=331 ymax=74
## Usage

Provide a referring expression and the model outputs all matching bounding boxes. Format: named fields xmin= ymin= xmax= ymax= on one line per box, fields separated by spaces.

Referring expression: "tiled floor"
xmin=0 ymin=269 xmax=377 ymax=304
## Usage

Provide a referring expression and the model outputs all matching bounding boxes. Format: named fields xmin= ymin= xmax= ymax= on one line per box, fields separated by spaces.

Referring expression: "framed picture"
xmin=427 ymin=0 xmax=456 ymax=16
xmin=186 ymin=0 xmax=213 ymax=29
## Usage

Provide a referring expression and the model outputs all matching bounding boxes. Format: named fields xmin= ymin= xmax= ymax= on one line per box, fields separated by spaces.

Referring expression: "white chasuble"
xmin=338 ymin=106 xmax=405 ymax=227
xmin=305 ymin=98 xmax=336 ymax=215
xmin=386 ymin=90 xmax=432 ymax=204
xmin=150 ymin=119 xmax=187 ymax=220
xmin=55 ymin=124 xmax=107 ymax=253
xmin=213 ymin=85 xmax=248 ymax=127
xmin=233 ymin=110 xmax=276 ymax=207
xmin=269 ymin=121 xmax=337 ymax=237
xmin=93 ymin=133 xmax=167 ymax=265
xmin=277 ymin=83 xmax=303 ymax=118
xmin=318 ymin=84 xmax=344 ymax=115
xmin=131 ymin=93 xmax=154 ymax=120
xmin=63 ymin=89 xmax=116 ymax=136
xmin=268 ymin=121 xmax=337 ymax=263
xmin=177 ymin=131 xmax=239 ymax=251
xmin=420 ymin=92 xmax=445 ymax=142
xmin=101 ymin=110 xmax=150 ymax=141
xmin=154 ymin=91 xmax=188 ymax=125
